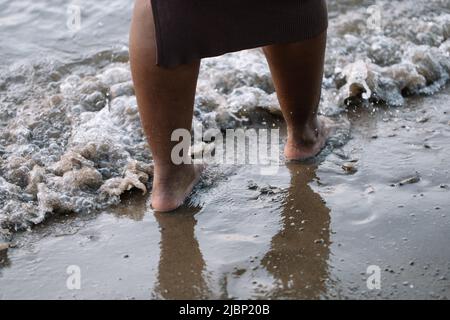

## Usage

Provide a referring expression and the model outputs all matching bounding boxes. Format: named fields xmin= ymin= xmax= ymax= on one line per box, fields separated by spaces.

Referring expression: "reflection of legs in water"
xmin=263 ymin=32 xmax=332 ymax=161
xmin=130 ymin=0 xmax=203 ymax=212
xmin=154 ymin=209 xmax=210 ymax=299
xmin=261 ymin=163 xmax=330 ymax=298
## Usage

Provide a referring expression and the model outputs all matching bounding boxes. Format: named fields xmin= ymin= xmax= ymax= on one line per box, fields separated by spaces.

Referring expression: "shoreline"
xmin=1 ymin=87 xmax=449 ymax=299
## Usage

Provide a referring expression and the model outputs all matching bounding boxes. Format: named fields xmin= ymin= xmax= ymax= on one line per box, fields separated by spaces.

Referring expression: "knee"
xmin=133 ymin=0 xmax=153 ymax=18
xmin=135 ymin=0 xmax=150 ymax=8
xmin=132 ymin=0 xmax=155 ymax=30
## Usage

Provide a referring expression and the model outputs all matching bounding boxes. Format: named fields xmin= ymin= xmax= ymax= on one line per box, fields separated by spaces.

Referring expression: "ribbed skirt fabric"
xmin=150 ymin=0 xmax=328 ymax=68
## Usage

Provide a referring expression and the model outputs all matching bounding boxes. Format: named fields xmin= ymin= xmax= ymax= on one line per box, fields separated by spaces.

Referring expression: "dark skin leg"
xmin=263 ymin=31 xmax=331 ymax=160
xmin=130 ymin=0 xmax=330 ymax=211
xmin=129 ymin=0 xmax=202 ymax=212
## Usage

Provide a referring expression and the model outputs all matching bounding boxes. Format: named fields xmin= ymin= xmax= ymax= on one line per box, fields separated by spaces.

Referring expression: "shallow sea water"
xmin=0 ymin=0 xmax=449 ymax=299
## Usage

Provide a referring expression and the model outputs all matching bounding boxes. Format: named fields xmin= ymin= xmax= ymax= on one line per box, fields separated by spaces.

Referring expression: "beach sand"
xmin=1 ymin=0 xmax=450 ymax=299
xmin=1 ymin=86 xmax=449 ymax=299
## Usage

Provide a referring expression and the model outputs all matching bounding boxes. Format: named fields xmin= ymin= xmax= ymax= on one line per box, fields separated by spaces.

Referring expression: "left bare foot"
xmin=151 ymin=164 xmax=203 ymax=212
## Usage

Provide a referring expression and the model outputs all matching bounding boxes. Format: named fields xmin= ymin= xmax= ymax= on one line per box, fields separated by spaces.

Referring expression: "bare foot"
xmin=151 ymin=164 xmax=203 ymax=212
xmin=284 ymin=116 xmax=333 ymax=161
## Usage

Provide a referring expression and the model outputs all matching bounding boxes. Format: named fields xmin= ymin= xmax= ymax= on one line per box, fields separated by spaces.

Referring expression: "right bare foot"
xmin=151 ymin=164 xmax=203 ymax=212
xmin=284 ymin=116 xmax=334 ymax=161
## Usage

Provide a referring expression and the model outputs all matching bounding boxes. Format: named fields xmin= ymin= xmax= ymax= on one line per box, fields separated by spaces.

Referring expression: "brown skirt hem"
xmin=150 ymin=0 xmax=328 ymax=68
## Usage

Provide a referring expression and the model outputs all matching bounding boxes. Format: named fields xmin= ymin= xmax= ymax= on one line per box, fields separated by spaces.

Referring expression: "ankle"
xmin=153 ymin=163 xmax=195 ymax=182
xmin=287 ymin=117 xmax=321 ymax=147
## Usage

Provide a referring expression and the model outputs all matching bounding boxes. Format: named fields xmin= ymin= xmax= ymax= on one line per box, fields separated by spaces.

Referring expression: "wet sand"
xmin=0 ymin=87 xmax=449 ymax=300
